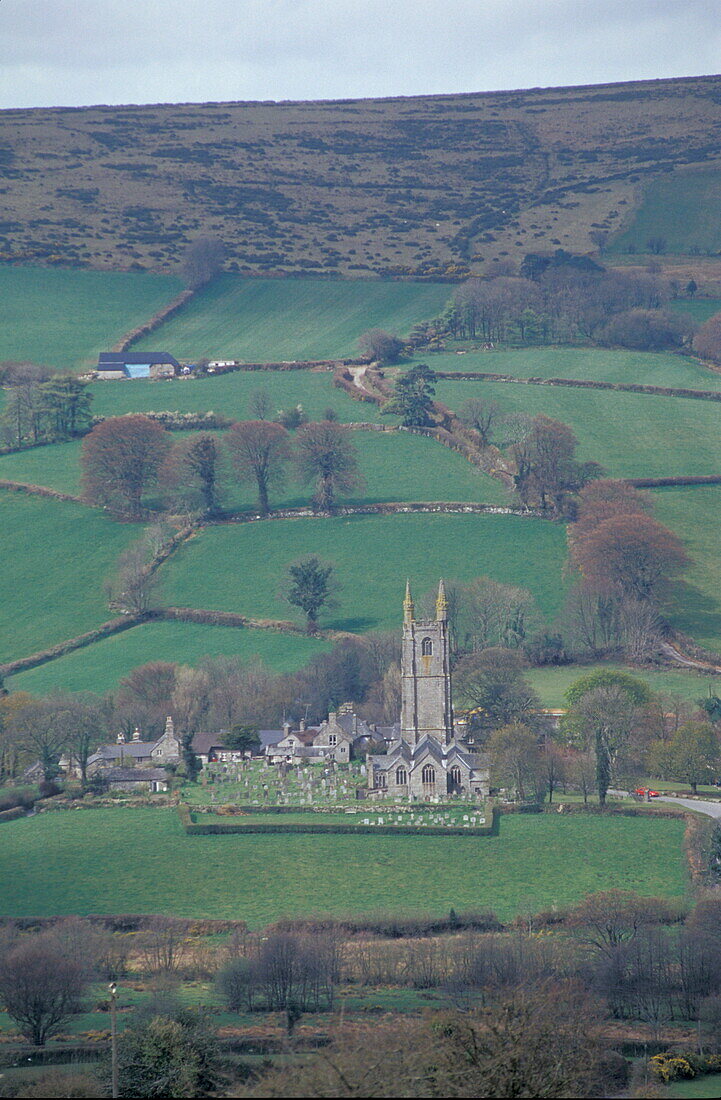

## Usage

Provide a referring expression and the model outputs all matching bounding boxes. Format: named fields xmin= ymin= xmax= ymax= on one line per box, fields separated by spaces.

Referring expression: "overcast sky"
xmin=1 ymin=0 xmax=719 ymax=110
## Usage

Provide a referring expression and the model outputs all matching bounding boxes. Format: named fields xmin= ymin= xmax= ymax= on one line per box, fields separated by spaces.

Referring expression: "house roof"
xmin=98 ymin=352 xmax=179 ymax=367
xmin=191 ymin=732 xmax=229 ymax=756
xmin=105 ymin=767 xmax=167 ymax=782
xmin=88 ymin=742 xmax=156 ymax=764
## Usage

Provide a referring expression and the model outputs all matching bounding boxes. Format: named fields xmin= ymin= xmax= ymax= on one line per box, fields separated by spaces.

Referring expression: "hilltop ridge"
xmin=2 ymin=72 xmax=721 ymax=276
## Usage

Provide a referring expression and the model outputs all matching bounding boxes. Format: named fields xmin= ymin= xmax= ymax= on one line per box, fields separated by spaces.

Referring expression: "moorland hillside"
xmin=2 ymin=74 xmax=721 ymax=277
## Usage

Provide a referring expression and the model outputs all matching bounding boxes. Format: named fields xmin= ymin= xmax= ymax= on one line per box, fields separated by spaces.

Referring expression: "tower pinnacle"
xmin=403 ymin=579 xmax=415 ymax=623
xmin=436 ymin=578 xmax=448 ymax=621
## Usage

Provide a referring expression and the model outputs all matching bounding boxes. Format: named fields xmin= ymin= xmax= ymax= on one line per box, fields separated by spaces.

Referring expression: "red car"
xmin=634 ymin=787 xmax=660 ymax=799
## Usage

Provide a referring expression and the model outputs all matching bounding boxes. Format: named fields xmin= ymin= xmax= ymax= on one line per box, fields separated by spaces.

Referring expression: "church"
xmin=367 ymin=581 xmax=489 ymax=800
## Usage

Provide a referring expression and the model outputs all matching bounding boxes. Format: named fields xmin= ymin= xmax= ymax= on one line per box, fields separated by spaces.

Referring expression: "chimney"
xmin=116 ymin=731 xmax=126 ymax=745
xmin=283 ymin=721 xmax=291 ymax=737
xmin=132 ymin=727 xmax=141 ymax=743
xmin=299 ymin=719 xmax=306 ymax=732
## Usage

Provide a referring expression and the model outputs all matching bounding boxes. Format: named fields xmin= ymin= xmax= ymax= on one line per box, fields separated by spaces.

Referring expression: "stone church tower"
xmin=400 ymin=579 xmax=454 ymax=747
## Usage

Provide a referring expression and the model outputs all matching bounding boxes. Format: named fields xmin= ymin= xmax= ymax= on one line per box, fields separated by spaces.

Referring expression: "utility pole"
xmin=109 ymin=981 xmax=119 ymax=1099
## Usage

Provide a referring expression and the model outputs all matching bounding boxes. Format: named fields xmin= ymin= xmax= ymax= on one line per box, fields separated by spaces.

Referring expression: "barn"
xmin=96 ymin=352 xmax=180 ymax=379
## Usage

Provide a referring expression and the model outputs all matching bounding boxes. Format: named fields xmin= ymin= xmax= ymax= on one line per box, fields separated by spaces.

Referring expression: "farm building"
xmin=95 ymin=351 xmax=179 ymax=379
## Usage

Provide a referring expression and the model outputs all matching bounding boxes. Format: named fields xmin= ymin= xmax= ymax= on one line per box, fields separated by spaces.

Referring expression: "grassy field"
xmin=160 ymin=512 xmax=568 ymax=634
xmin=133 ymin=276 xmax=449 ymax=362
xmin=7 ymin=622 xmax=327 ymax=695
xmin=0 ymin=807 xmax=688 ymax=925
xmin=610 ymin=168 xmax=721 ymax=256
xmin=666 ymin=1076 xmax=721 ymax=1099
xmin=424 ymin=346 xmax=721 ymax=389
xmin=653 ymin=486 xmax=721 ymax=653
xmin=433 ymin=378 xmax=721 ymax=481
xmin=89 ymin=368 xmax=382 ymax=422
xmin=0 ymin=266 xmax=180 ymax=372
xmin=0 ymin=495 xmax=138 ymax=665
xmin=0 ymin=429 xmax=508 ymax=508
xmin=525 ymin=663 xmax=720 ymax=708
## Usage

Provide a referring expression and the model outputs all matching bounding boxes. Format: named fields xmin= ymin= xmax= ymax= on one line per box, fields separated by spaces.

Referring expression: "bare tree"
xmin=458 ymin=397 xmax=500 ymax=446
xmin=181 ymin=235 xmax=225 ymax=288
xmin=0 ymin=930 xmax=89 ymax=1045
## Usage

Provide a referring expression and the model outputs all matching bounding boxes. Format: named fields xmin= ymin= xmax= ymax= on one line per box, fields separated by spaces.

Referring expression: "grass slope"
xmin=8 ymin=622 xmax=327 ymax=695
xmin=0 ymin=430 xmax=507 ymax=508
xmin=0 ymin=495 xmax=138 ymax=664
xmin=0 ymin=808 xmax=687 ymax=925
xmin=653 ymin=486 xmax=721 ymax=653
xmin=526 ymin=663 xmax=720 ymax=709
xmin=0 ymin=266 xmax=180 ymax=372
xmin=90 ymin=369 xmax=382 ymax=423
xmin=134 ymin=277 xmax=449 ymax=362
xmin=160 ymin=513 xmax=567 ymax=634
xmin=433 ymin=378 xmax=721 ymax=481
xmin=611 ymin=169 xmax=721 ymax=256
xmin=424 ymin=346 xmax=721 ymax=390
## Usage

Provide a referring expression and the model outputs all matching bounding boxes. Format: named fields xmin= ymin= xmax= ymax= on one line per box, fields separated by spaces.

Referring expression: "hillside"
xmin=3 ymin=74 xmax=721 ymax=278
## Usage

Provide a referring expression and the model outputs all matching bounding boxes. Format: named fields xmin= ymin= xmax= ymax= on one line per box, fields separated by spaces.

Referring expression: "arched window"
xmin=422 ymin=765 xmax=435 ymax=785
xmin=377 ymin=772 xmax=387 ymax=788
xmin=396 ymin=767 xmax=407 ymax=786
xmin=421 ymin=637 xmax=433 ymax=656
xmin=450 ymin=765 xmax=462 ymax=786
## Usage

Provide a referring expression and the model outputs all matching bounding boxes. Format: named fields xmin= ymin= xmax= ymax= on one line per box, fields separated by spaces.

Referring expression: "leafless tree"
xmin=0 ymin=930 xmax=89 ymax=1045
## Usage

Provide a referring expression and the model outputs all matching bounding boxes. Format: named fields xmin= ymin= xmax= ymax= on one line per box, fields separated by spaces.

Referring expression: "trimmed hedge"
xmin=177 ymin=803 xmax=500 ymax=838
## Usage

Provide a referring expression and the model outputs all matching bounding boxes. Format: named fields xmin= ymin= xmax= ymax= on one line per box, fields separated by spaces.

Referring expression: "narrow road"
xmin=657 ymin=796 xmax=721 ymax=818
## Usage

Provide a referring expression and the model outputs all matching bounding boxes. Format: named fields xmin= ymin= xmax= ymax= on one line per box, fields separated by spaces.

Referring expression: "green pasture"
xmin=666 ymin=1076 xmax=721 ymax=1099
xmin=7 ymin=622 xmax=327 ymax=695
xmin=610 ymin=168 xmax=721 ymax=256
xmin=423 ymin=346 xmax=721 ymax=390
xmin=0 ymin=808 xmax=687 ymax=924
xmin=0 ymin=429 xmax=508 ymax=509
xmin=669 ymin=297 xmax=721 ymax=324
xmin=525 ymin=663 xmax=720 ymax=709
xmin=0 ymin=494 xmax=138 ymax=665
xmin=653 ymin=486 xmax=721 ymax=653
xmin=0 ymin=265 xmax=180 ymax=372
xmin=133 ymin=276 xmax=449 ymax=362
xmin=89 ymin=368 xmax=382 ymax=423
xmin=433 ymin=378 xmax=721 ymax=480
xmin=160 ymin=512 xmax=568 ymax=634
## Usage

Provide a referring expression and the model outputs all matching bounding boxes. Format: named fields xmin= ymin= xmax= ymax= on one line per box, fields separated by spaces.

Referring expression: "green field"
xmin=160 ymin=512 xmax=568 ymax=633
xmin=670 ymin=297 xmax=721 ymax=324
xmin=424 ymin=346 xmax=721 ymax=390
xmin=433 ymin=378 xmax=721 ymax=480
xmin=0 ymin=808 xmax=688 ymax=925
xmin=89 ymin=368 xmax=382 ymax=423
xmin=133 ymin=276 xmax=450 ymax=362
xmin=0 ymin=429 xmax=508 ymax=509
xmin=7 ymin=622 xmax=327 ymax=695
xmin=526 ymin=663 xmax=720 ymax=709
xmin=666 ymin=1075 xmax=721 ymax=1099
xmin=653 ymin=486 xmax=721 ymax=652
xmin=0 ymin=265 xmax=180 ymax=372
xmin=610 ymin=168 xmax=721 ymax=256
xmin=0 ymin=494 xmax=138 ymax=665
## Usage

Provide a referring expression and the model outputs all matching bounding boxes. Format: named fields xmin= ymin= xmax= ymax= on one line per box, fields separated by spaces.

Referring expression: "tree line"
xmin=80 ymin=404 xmax=362 ymax=519
xmin=414 ymin=253 xmax=697 ymax=351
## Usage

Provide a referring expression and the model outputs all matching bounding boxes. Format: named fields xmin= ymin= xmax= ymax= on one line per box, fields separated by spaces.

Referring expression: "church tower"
xmin=400 ymin=580 xmax=454 ymax=747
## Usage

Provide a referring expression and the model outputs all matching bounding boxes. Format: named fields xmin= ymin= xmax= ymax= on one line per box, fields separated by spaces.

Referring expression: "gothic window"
xmin=422 ymin=765 xmax=435 ymax=785
xmin=450 ymin=766 xmax=462 ymax=786
xmin=396 ymin=767 xmax=407 ymax=785
xmin=421 ymin=637 xmax=433 ymax=656
xmin=377 ymin=772 xmax=387 ymax=788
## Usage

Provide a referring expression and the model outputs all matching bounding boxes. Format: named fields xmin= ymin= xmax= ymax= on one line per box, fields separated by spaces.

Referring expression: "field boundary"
xmin=178 ymin=802 xmax=500 ymax=837
xmin=433 ymin=370 xmax=721 ymax=403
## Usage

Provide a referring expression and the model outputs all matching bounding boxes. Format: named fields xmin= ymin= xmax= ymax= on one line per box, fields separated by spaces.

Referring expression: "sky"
xmin=0 ymin=0 xmax=719 ymax=110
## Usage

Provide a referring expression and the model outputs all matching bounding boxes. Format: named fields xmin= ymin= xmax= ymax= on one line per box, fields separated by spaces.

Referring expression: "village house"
xmin=85 ymin=717 xmax=182 ymax=776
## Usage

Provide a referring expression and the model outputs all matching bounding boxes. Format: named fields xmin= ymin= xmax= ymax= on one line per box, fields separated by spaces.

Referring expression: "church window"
xmin=421 ymin=637 xmax=433 ymax=656
xmin=377 ymin=772 xmax=387 ymax=788
xmin=422 ymin=765 xmax=435 ymax=785
xmin=450 ymin=765 xmax=462 ymax=786
xmin=396 ymin=767 xmax=407 ymax=785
